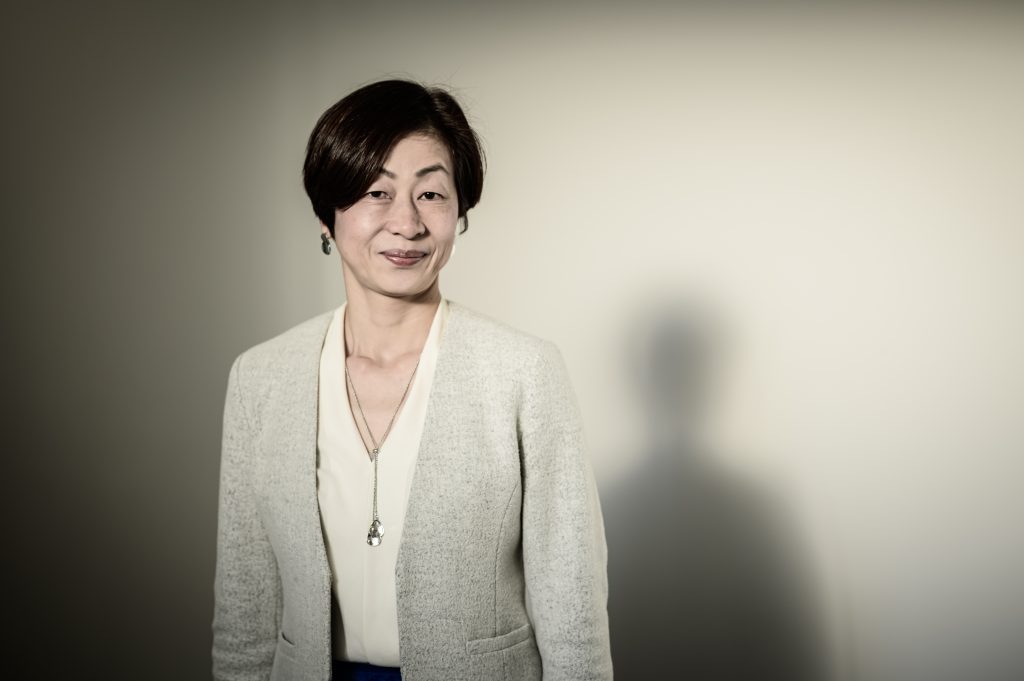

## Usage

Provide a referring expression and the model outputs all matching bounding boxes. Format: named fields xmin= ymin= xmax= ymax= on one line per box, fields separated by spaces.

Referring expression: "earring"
xmin=321 ymin=233 xmax=332 ymax=255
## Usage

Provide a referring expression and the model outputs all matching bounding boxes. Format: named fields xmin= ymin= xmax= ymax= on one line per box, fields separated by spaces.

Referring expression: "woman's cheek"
xmin=432 ymin=243 xmax=455 ymax=272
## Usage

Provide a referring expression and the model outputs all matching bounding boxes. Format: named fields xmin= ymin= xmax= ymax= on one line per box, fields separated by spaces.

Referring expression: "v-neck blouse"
xmin=316 ymin=298 xmax=449 ymax=667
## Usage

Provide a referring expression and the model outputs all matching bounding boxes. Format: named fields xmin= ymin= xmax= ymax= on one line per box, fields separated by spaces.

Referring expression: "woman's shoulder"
xmin=446 ymin=302 xmax=579 ymax=418
xmin=446 ymin=300 xmax=555 ymax=357
xmin=230 ymin=308 xmax=335 ymax=383
xmin=445 ymin=301 xmax=569 ymax=381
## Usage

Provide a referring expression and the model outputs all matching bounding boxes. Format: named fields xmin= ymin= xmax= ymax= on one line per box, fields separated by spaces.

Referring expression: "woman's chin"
xmin=344 ymin=269 xmax=440 ymax=301
xmin=373 ymin=279 xmax=441 ymax=301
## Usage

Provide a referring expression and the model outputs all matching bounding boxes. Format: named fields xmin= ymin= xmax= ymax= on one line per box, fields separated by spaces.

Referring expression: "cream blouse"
xmin=316 ymin=298 xmax=449 ymax=666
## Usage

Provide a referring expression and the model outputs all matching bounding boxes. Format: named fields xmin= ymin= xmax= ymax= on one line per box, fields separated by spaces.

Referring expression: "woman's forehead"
xmin=382 ymin=134 xmax=452 ymax=173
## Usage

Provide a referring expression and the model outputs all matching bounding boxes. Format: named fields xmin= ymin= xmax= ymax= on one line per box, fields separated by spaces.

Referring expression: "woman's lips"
xmin=381 ymin=250 xmax=426 ymax=267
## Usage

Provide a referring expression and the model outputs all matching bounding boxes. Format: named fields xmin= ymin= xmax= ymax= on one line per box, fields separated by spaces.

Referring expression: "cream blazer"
xmin=212 ymin=301 xmax=612 ymax=681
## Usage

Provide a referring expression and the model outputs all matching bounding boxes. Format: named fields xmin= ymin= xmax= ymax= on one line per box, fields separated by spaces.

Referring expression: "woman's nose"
xmin=388 ymin=196 xmax=425 ymax=238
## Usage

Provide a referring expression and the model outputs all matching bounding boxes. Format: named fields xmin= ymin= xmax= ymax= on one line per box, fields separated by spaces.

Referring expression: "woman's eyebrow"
xmin=379 ymin=164 xmax=450 ymax=179
xmin=415 ymin=164 xmax=449 ymax=177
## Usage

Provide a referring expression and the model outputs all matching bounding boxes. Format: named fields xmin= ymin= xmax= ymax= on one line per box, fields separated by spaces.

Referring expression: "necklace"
xmin=344 ymin=357 xmax=420 ymax=547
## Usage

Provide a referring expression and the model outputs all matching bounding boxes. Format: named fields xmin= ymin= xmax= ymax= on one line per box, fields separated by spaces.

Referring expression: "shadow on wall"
xmin=603 ymin=297 xmax=825 ymax=680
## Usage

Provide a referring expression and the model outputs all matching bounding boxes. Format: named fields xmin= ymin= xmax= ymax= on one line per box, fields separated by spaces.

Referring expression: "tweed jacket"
xmin=212 ymin=301 xmax=612 ymax=681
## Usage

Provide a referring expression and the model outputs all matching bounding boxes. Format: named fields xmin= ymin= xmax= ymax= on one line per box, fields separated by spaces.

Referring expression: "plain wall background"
xmin=4 ymin=2 xmax=1022 ymax=679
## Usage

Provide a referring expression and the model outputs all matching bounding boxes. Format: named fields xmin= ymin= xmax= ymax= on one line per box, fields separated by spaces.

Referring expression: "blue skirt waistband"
xmin=332 ymin=659 xmax=402 ymax=681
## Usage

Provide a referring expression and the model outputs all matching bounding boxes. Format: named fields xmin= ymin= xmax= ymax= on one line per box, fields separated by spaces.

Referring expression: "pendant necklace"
xmin=344 ymin=357 xmax=420 ymax=547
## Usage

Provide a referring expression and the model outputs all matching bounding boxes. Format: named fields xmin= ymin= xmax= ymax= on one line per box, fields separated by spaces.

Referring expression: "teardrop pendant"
xmin=367 ymin=518 xmax=384 ymax=546
xmin=346 ymin=355 xmax=419 ymax=549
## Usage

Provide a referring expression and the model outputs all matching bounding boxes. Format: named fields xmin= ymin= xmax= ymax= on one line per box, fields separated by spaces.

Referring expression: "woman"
xmin=212 ymin=79 xmax=612 ymax=681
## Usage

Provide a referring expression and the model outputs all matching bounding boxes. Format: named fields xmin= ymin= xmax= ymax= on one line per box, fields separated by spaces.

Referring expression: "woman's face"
xmin=327 ymin=133 xmax=459 ymax=301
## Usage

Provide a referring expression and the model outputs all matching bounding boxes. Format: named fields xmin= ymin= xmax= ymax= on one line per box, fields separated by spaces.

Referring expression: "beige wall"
xmin=5 ymin=2 xmax=1022 ymax=679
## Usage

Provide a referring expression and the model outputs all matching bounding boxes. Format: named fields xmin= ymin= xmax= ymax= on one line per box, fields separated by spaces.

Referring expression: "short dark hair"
xmin=303 ymin=79 xmax=485 ymax=236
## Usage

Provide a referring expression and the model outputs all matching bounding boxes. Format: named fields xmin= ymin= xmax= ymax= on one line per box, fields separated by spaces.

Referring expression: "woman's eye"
xmin=419 ymin=191 xmax=442 ymax=200
xmin=366 ymin=190 xmax=389 ymax=199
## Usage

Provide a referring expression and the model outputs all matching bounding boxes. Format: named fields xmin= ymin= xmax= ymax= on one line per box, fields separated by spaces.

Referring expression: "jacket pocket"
xmin=275 ymin=630 xmax=298 ymax=661
xmin=466 ymin=622 xmax=534 ymax=655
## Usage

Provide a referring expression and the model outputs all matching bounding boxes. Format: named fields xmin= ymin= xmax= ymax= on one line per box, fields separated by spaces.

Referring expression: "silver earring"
xmin=321 ymin=233 xmax=332 ymax=255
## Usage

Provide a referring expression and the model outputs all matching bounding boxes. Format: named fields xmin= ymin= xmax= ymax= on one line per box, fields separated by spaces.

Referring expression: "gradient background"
xmin=4 ymin=1 xmax=1023 ymax=680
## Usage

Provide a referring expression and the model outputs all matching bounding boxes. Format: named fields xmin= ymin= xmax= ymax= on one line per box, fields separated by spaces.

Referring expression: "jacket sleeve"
xmin=520 ymin=340 xmax=613 ymax=680
xmin=212 ymin=353 xmax=281 ymax=681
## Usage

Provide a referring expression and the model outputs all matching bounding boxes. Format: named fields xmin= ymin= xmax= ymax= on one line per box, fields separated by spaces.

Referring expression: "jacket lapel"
xmin=395 ymin=301 xmax=464 ymax=581
xmin=265 ymin=310 xmax=335 ymax=592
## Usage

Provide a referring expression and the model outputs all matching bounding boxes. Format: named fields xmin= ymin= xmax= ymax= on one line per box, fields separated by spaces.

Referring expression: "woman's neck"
xmin=342 ymin=282 xmax=441 ymax=368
